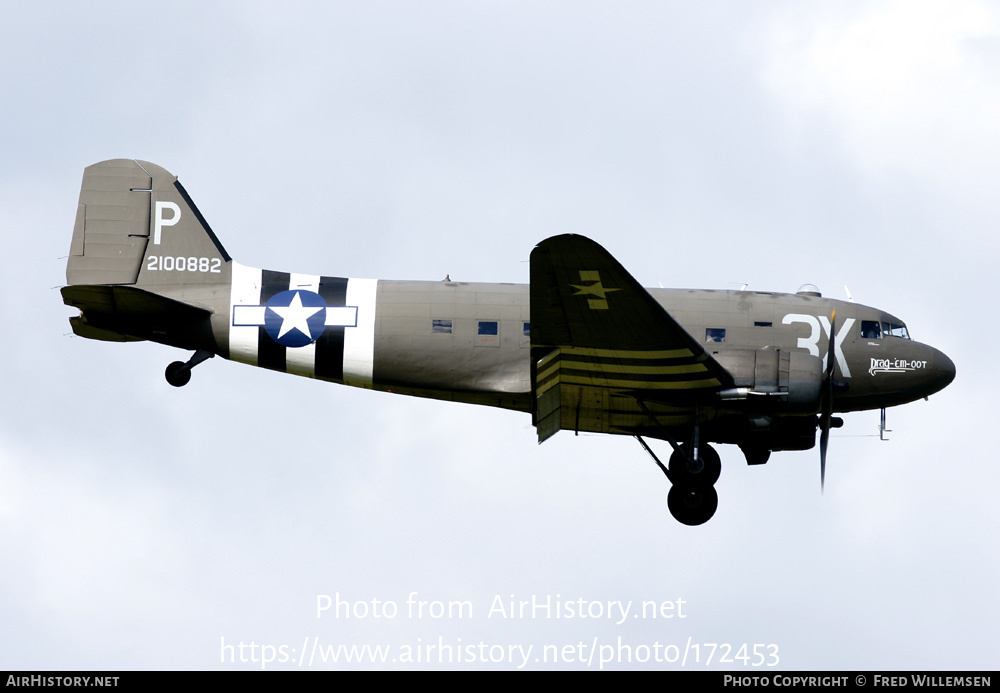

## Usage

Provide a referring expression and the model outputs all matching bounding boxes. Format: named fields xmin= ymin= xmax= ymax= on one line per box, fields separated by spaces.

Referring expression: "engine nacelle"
xmin=713 ymin=348 xmax=822 ymax=412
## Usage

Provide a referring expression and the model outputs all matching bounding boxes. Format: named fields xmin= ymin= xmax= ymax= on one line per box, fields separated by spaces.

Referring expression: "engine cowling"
xmin=713 ymin=348 xmax=822 ymax=412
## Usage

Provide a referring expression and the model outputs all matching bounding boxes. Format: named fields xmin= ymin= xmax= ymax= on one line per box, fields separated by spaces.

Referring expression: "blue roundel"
xmin=264 ymin=290 xmax=328 ymax=348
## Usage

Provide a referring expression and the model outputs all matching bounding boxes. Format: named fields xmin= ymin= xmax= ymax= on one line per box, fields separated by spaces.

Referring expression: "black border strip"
xmin=315 ymin=276 xmax=349 ymax=381
xmin=258 ymin=270 xmax=290 ymax=372
xmin=174 ymin=180 xmax=232 ymax=262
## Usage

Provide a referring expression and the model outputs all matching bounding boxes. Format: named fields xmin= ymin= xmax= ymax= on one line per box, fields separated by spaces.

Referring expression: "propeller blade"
xmin=820 ymin=309 xmax=836 ymax=492
xmin=820 ymin=414 xmax=829 ymax=491
xmin=826 ymin=309 xmax=837 ymax=378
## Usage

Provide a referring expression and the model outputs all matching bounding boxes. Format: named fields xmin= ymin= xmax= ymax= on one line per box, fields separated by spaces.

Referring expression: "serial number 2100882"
xmin=146 ymin=256 xmax=222 ymax=273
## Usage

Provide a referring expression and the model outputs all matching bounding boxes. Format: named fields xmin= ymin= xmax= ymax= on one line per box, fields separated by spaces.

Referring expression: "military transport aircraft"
xmin=61 ymin=160 xmax=956 ymax=525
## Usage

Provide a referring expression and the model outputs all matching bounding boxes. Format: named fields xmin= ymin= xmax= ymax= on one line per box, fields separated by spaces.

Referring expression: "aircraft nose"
xmin=924 ymin=346 xmax=956 ymax=397
xmin=934 ymin=349 xmax=956 ymax=390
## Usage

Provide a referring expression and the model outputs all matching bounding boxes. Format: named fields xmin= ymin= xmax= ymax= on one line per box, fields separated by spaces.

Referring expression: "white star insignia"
xmin=270 ymin=291 xmax=322 ymax=340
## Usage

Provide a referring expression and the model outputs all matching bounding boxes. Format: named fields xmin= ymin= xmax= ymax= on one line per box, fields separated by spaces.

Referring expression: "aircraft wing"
xmin=529 ymin=234 xmax=734 ymax=441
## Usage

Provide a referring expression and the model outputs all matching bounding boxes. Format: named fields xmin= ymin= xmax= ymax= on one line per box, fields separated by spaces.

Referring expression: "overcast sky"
xmin=1 ymin=0 xmax=996 ymax=671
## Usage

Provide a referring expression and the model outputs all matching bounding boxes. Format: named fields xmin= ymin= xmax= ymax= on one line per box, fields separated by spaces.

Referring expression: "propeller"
xmin=819 ymin=309 xmax=836 ymax=491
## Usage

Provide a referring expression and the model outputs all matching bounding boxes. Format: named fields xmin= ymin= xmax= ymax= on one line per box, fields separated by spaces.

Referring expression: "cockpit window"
xmin=881 ymin=321 xmax=910 ymax=339
xmin=861 ymin=321 xmax=882 ymax=339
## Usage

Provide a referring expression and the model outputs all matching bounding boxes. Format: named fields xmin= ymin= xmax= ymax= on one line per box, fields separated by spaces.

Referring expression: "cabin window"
xmin=881 ymin=322 xmax=910 ymax=339
xmin=754 ymin=321 xmax=772 ymax=327
xmin=706 ymin=328 xmax=726 ymax=343
xmin=432 ymin=319 xmax=453 ymax=334
xmin=861 ymin=320 xmax=882 ymax=339
xmin=477 ymin=320 xmax=499 ymax=347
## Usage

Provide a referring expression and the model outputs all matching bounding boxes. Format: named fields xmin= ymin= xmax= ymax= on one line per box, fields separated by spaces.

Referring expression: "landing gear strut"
xmin=636 ymin=438 xmax=722 ymax=526
xmin=165 ymin=350 xmax=214 ymax=387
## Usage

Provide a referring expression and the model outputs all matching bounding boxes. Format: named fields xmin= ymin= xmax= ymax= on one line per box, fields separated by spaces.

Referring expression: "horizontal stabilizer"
xmin=67 ymin=317 xmax=145 ymax=342
xmin=62 ymin=284 xmax=212 ymax=341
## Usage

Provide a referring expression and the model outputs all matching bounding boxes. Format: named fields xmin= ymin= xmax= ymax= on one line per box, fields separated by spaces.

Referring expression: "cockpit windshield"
xmin=861 ymin=320 xmax=910 ymax=340
xmin=884 ymin=322 xmax=909 ymax=339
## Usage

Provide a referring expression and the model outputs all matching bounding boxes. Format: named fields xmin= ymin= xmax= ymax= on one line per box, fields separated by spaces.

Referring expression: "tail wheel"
xmin=165 ymin=361 xmax=191 ymax=387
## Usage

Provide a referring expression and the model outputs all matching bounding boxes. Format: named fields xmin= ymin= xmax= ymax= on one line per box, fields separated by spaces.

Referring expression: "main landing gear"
xmin=165 ymin=350 xmax=214 ymax=387
xmin=635 ymin=403 xmax=723 ymax=526
xmin=667 ymin=482 xmax=718 ymax=528
xmin=667 ymin=444 xmax=721 ymax=524
xmin=635 ymin=436 xmax=722 ymax=526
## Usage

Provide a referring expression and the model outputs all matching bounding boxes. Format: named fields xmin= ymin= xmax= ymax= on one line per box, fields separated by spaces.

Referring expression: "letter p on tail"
xmin=66 ymin=159 xmax=231 ymax=288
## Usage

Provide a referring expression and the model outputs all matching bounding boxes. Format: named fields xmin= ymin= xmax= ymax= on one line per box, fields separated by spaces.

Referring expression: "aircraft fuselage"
xmin=61 ymin=159 xmax=956 ymax=524
xmin=128 ymin=266 xmax=954 ymax=435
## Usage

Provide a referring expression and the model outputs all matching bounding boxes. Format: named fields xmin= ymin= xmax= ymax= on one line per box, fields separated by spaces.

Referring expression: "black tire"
xmin=667 ymin=484 xmax=719 ymax=526
xmin=165 ymin=361 xmax=191 ymax=387
xmin=668 ymin=444 xmax=721 ymax=486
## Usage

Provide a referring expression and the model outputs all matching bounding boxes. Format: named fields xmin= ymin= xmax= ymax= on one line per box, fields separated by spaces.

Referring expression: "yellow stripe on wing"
xmin=560 ymin=374 xmax=722 ymax=390
xmin=536 ymin=345 xmax=694 ymax=360
xmin=558 ymin=360 xmax=709 ymax=376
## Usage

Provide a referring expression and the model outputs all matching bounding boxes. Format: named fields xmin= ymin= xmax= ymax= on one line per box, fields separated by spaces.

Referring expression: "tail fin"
xmin=66 ymin=159 xmax=230 ymax=287
xmin=63 ymin=160 xmax=229 ymax=344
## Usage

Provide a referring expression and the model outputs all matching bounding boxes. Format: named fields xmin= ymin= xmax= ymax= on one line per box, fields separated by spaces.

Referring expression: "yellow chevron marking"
xmin=561 ymin=374 xmax=721 ymax=390
xmin=549 ymin=346 xmax=695 ymax=359
xmin=536 ymin=375 xmax=561 ymax=396
xmin=536 ymin=361 xmax=561 ymax=383
xmin=560 ymin=360 xmax=708 ymax=375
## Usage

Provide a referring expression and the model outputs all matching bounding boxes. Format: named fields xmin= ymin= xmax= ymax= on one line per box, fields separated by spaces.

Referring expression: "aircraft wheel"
xmin=165 ymin=361 xmax=191 ymax=387
xmin=667 ymin=484 xmax=718 ymax=526
xmin=668 ymin=444 xmax=721 ymax=486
